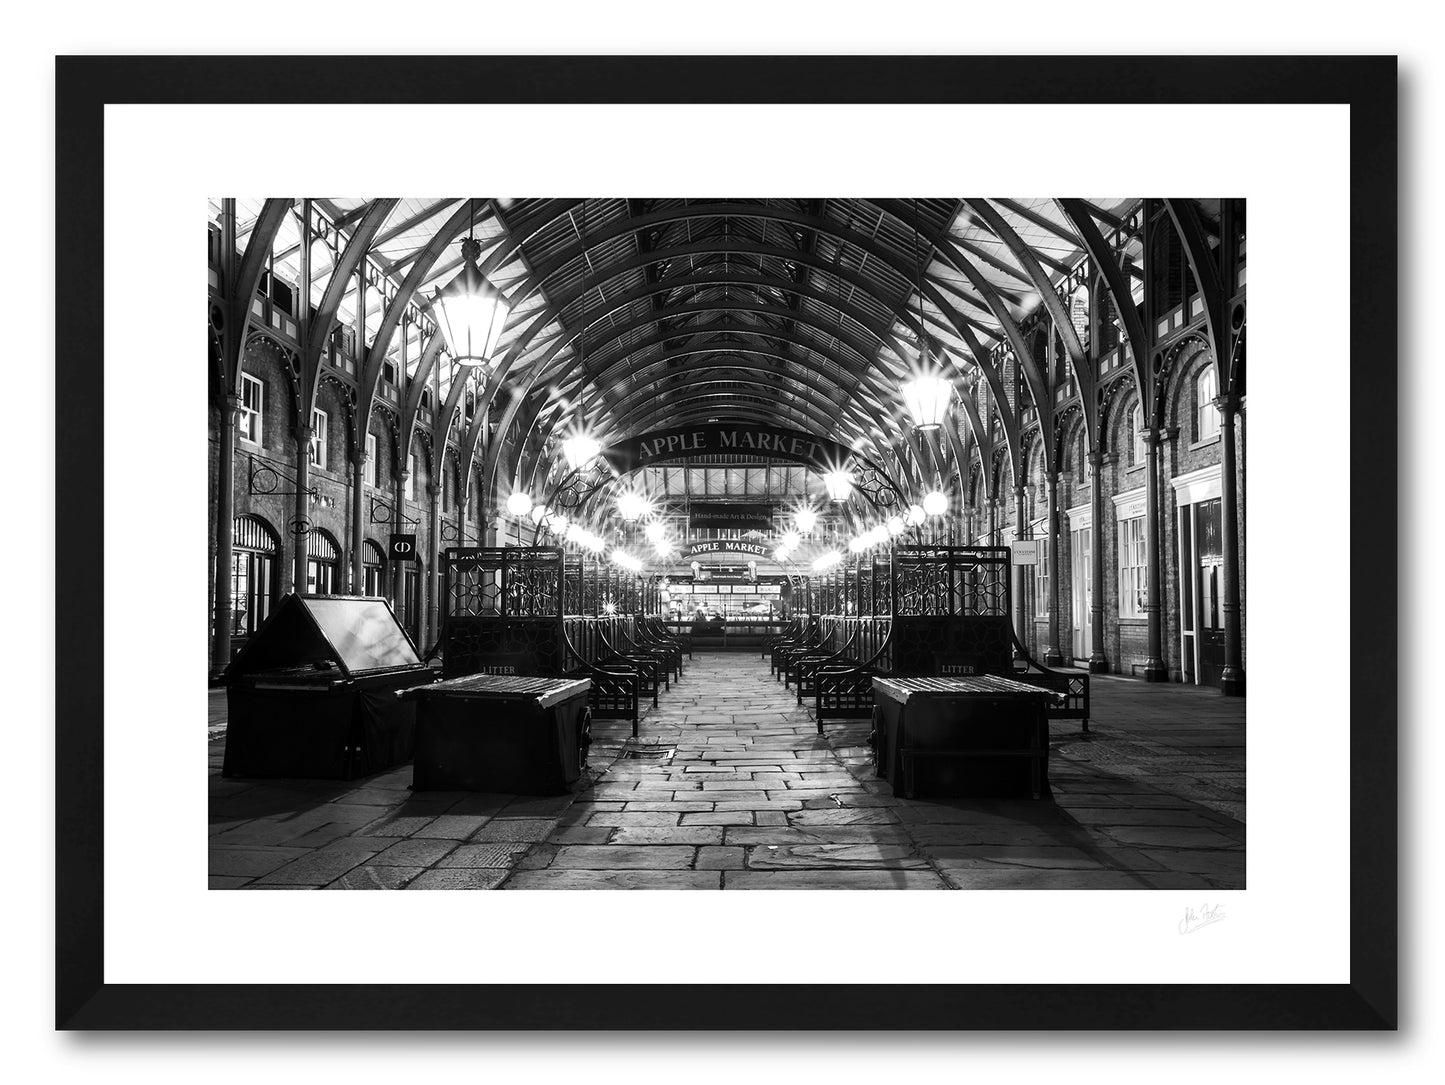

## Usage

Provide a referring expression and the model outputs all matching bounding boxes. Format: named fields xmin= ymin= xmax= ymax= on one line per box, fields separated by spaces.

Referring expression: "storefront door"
xmin=1194 ymin=498 xmax=1225 ymax=686
xmin=1070 ymin=525 xmax=1092 ymax=661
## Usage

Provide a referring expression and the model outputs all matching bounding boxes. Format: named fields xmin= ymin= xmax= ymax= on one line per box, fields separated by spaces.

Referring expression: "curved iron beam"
xmin=355 ymin=200 xmax=479 ymax=451
xmin=300 ymin=199 xmax=399 ymax=416
xmin=223 ymin=198 xmax=292 ymax=396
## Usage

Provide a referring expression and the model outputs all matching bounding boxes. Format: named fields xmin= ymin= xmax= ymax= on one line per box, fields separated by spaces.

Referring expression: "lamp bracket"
xmin=369 ymin=496 xmax=420 ymax=529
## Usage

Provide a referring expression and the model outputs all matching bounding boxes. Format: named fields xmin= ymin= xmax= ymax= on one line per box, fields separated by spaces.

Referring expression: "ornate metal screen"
xmin=444 ymin=547 xmax=564 ymax=619
xmin=893 ymin=546 xmax=1010 ymax=617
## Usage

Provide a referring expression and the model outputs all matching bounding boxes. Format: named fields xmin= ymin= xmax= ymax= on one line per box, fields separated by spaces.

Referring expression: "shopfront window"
xmin=1119 ymin=516 xmax=1147 ymax=618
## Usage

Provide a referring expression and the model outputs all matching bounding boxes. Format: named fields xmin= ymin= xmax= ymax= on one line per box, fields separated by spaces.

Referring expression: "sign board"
xmin=1009 ymin=540 xmax=1041 ymax=566
xmin=681 ymin=539 xmax=769 ymax=559
xmin=687 ymin=505 xmax=774 ymax=533
xmin=389 ymin=534 xmax=418 ymax=562
xmin=606 ymin=423 xmax=855 ymax=473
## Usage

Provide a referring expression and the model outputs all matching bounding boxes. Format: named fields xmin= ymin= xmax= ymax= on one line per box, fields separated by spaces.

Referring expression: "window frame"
xmin=1195 ymin=366 xmax=1221 ymax=443
xmin=364 ymin=432 xmax=378 ymax=488
xmin=404 ymin=451 xmax=417 ymax=502
xmin=309 ymin=407 xmax=328 ymax=469
xmin=1131 ymin=402 xmax=1146 ymax=468
xmin=1118 ymin=515 xmax=1148 ymax=619
xmin=1031 ymin=518 xmax=1050 ymax=618
xmin=238 ymin=372 xmax=263 ymax=446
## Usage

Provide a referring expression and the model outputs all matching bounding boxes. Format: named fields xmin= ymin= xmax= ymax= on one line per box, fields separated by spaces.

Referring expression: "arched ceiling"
xmin=218 ymin=196 xmax=1148 ymax=507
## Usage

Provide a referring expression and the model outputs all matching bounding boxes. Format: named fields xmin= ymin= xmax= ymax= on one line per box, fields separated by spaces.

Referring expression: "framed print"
xmin=56 ymin=54 xmax=1396 ymax=1029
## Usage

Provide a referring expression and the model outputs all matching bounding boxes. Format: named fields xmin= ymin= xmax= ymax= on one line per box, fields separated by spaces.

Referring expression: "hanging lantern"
xmin=431 ymin=235 xmax=511 ymax=368
xmin=822 ymin=470 xmax=854 ymax=502
xmin=506 ymin=491 xmax=533 ymax=517
xmin=617 ymin=492 xmax=651 ymax=522
xmin=901 ymin=373 xmax=953 ymax=432
xmin=794 ymin=508 xmax=818 ymax=535
xmin=904 ymin=503 xmax=926 ymax=527
xmin=922 ymin=490 xmax=949 ymax=517
xmin=562 ymin=433 xmax=601 ymax=470
xmin=644 ymin=521 xmax=668 ymax=544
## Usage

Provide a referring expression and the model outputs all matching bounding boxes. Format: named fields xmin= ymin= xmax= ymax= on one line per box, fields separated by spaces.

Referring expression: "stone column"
xmin=1141 ymin=426 xmax=1168 ymax=681
xmin=1216 ymin=392 xmax=1246 ymax=695
xmin=391 ymin=467 xmax=409 ymax=606
xmin=350 ymin=446 xmax=368 ymax=592
xmin=427 ymin=480 xmax=442 ymax=648
xmin=211 ymin=392 xmax=239 ymax=677
xmin=1014 ymin=481 xmax=1028 ymax=655
xmin=292 ymin=423 xmax=313 ymax=594
xmin=1044 ymin=470 xmax=1064 ymax=666
xmin=1088 ymin=448 xmax=1108 ymax=673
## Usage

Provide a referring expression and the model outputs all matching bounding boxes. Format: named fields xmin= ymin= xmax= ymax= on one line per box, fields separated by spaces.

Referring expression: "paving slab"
xmin=209 ymin=845 xmax=312 ymax=878
xmin=372 ymin=838 xmax=462 ymax=867
xmin=725 ymin=870 xmax=948 ymax=890
xmin=440 ymin=843 xmax=532 ymax=868
xmin=549 ymin=845 xmax=697 ymax=870
xmin=470 ymin=818 xmax=557 ymax=843
xmin=324 ymin=866 xmax=425 ymax=890
xmin=503 ymin=870 xmax=722 ymax=890
xmin=745 ymin=844 xmax=929 ymax=870
xmin=407 ymin=868 xmax=511 ymax=890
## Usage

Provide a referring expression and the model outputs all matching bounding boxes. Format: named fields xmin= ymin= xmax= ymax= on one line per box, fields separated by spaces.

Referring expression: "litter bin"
xmin=407 ymin=675 xmax=592 ymax=795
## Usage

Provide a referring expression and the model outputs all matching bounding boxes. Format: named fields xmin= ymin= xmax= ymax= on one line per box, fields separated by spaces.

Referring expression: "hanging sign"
xmin=603 ymin=423 xmax=856 ymax=472
xmin=688 ymin=503 xmax=774 ymax=532
xmin=1009 ymin=540 xmax=1041 ymax=566
xmin=389 ymin=534 xmax=418 ymax=562
xmin=682 ymin=539 xmax=769 ymax=559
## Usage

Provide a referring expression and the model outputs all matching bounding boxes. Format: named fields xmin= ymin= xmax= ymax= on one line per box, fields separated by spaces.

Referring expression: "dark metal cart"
xmin=406 ymin=674 xmax=592 ymax=795
xmin=222 ymin=594 xmax=436 ymax=779
xmin=872 ymin=675 xmax=1060 ymax=800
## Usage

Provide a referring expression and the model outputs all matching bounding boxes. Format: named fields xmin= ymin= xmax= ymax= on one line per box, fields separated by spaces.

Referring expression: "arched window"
xmin=1196 ymin=365 xmax=1221 ymax=441
xmin=1132 ymin=403 xmax=1146 ymax=467
xmin=230 ymin=515 xmax=279 ymax=637
xmin=306 ymin=529 xmax=341 ymax=595
xmin=362 ymin=540 xmax=386 ymax=597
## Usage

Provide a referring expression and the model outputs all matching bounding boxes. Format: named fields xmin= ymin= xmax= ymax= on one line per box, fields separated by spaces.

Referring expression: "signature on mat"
xmin=1178 ymin=903 xmax=1226 ymax=935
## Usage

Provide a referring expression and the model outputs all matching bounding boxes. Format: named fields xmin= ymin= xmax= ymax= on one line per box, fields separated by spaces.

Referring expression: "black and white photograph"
xmin=206 ymin=196 xmax=1248 ymax=892
xmin=37 ymin=40 xmax=1404 ymax=1040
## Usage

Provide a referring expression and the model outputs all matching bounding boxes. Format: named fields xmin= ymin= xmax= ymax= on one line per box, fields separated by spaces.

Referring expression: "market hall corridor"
xmin=209 ymin=651 xmax=1246 ymax=890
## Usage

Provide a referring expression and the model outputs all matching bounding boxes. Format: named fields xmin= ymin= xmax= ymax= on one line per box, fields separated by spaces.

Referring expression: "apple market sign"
xmin=681 ymin=540 xmax=769 ymax=559
xmin=605 ymin=423 xmax=854 ymax=473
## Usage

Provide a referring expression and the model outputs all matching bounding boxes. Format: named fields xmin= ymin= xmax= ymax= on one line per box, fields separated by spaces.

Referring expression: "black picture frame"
xmin=56 ymin=54 xmax=1397 ymax=1030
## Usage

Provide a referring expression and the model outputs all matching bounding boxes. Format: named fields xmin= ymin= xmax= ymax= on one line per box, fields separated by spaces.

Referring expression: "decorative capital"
xmin=1213 ymin=391 xmax=1242 ymax=416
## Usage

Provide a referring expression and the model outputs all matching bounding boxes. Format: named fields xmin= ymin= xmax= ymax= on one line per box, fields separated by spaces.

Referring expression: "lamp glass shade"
xmin=905 ymin=503 xmax=926 ymax=526
xmin=794 ymin=508 xmax=818 ymax=534
xmin=432 ymin=243 xmax=510 ymax=367
xmin=901 ymin=374 xmax=952 ymax=431
xmin=530 ymin=504 xmax=550 ymax=524
xmin=644 ymin=521 xmax=667 ymax=544
xmin=562 ymin=434 xmax=601 ymax=470
xmin=617 ymin=493 xmax=650 ymax=522
xmin=822 ymin=470 xmax=854 ymax=501
xmin=922 ymin=490 xmax=949 ymax=517
xmin=506 ymin=491 xmax=533 ymax=516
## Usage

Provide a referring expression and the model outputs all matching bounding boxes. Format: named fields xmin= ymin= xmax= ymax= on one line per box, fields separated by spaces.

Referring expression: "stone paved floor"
xmin=209 ymin=652 xmax=1244 ymax=890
